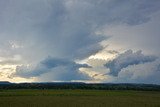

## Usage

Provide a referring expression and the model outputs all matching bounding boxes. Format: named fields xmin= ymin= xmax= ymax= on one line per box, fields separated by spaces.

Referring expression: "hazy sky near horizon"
xmin=0 ymin=0 xmax=160 ymax=84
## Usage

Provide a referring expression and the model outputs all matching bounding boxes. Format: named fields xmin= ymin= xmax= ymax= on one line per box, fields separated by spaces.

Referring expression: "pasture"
xmin=0 ymin=90 xmax=160 ymax=107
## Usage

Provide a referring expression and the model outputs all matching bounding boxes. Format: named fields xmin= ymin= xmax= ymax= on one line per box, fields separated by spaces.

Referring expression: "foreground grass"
xmin=0 ymin=90 xmax=160 ymax=107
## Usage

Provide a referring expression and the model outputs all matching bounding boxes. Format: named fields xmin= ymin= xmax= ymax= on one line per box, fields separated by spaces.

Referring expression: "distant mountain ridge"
xmin=0 ymin=81 xmax=10 ymax=84
xmin=0 ymin=82 xmax=160 ymax=91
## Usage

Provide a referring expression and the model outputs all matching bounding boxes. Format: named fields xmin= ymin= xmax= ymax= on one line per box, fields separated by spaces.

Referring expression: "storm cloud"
xmin=117 ymin=58 xmax=160 ymax=84
xmin=1 ymin=0 xmax=160 ymax=61
xmin=105 ymin=50 xmax=157 ymax=76
xmin=14 ymin=57 xmax=91 ymax=81
xmin=0 ymin=0 xmax=160 ymax=83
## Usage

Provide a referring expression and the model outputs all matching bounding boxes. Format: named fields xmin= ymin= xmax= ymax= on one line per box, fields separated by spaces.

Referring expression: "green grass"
xmin=0 ymin=90 xmax=160 ymax=107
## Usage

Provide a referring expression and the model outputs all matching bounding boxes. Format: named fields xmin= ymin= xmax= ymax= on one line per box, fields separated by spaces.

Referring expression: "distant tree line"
xmin=0 ymin=82 xmax=160 ymax=91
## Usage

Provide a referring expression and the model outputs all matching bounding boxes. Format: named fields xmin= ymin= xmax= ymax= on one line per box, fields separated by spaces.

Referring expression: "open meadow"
xmin=0 ymin=90 xmax=159 ymax=107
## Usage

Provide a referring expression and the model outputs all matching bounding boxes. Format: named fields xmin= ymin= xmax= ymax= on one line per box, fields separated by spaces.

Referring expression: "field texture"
xmin=0 ymin=90 xmax=159 ymax=107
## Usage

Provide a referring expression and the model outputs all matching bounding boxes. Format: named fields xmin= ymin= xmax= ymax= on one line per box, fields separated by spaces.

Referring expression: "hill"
xmin=0 ymin=82 xmax=160 ymax=91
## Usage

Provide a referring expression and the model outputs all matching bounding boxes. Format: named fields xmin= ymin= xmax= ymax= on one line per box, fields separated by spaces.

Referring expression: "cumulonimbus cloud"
xmin=1 ymin=0 xmax=160 ymax=82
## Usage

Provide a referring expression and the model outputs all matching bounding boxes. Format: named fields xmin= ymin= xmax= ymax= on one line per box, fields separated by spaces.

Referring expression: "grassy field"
xmin=0 ymin=90 xmax=160 ymax=107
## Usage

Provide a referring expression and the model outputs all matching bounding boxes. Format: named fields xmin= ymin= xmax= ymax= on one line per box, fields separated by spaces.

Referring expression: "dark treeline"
xmin=0 ymin=82 xmax=160 ymax=91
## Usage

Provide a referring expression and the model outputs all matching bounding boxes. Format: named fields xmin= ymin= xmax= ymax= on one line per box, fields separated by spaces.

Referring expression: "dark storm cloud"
xmin=104 ymin=50 xmax=157 ymax=76
xmin=0 ymin=0 xmax=159 ymax=61
xmin=13 ymin=57 xmax=91 ymax=81
xmin=0 ymin=0 xmax=160 ymax=82
xmin=117 ymin=58 xmax=160 ymax=84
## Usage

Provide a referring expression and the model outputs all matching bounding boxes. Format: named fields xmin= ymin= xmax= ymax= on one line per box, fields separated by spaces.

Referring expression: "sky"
xmin=0 ymin=0 xmax=160 ymax=84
